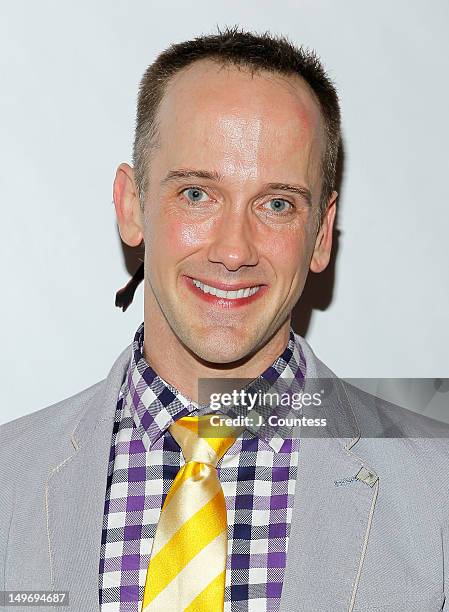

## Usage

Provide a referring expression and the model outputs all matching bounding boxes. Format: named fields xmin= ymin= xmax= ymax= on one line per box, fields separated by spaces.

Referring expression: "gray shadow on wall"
xmin=291 ymin=139 xmax=345 ymax=338
xmin=119 ymin=240 xmax=145 ymax=278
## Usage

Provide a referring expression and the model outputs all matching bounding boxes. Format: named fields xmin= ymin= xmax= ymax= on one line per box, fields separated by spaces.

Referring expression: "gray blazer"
xmin=1 ymin=333 xmax=449 ymax=612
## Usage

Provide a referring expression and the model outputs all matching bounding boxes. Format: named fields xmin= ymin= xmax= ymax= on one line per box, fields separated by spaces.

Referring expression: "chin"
xmin=199 ymin=347 xmax=247 ymax=365
xmin=186 ymin=326 xmax=258 ymax=364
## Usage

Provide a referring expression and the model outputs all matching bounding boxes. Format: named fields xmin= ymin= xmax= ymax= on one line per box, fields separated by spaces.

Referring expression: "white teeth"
xmin=192 ymin=279 xmax=261 ymax=299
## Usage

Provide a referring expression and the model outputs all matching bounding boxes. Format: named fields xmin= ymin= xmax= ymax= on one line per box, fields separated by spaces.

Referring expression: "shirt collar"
xmin=124 ymin=321 xmax=306 ymax=453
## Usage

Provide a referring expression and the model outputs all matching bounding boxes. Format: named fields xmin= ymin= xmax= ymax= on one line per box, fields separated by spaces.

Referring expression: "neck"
xmin=142 ymin=299 xmax=291 ymax=403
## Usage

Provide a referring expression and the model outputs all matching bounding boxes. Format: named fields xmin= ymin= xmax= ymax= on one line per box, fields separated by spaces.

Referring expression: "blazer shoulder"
xmin=342 ymin=377 xmax=449 ymax=440
xmin=295 ymin=332 xmax=449 ymax=457
xmin=0 ymin=378 xmax=106 ymax=463
xmin=0 ymin=340 xmax=132 ymax=464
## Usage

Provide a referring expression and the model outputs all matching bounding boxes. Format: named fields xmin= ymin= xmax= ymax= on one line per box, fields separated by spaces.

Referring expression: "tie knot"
xmin=169 ymin=414 xmax=242 ymax=466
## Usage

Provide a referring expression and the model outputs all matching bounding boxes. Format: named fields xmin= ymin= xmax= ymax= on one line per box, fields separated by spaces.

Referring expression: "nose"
xmin=207 ymin=207 xmax=259 ymax=271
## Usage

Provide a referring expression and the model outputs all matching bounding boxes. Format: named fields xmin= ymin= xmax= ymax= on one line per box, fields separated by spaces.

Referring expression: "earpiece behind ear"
xmin=115 ymin=263 xmax=144 ymax=311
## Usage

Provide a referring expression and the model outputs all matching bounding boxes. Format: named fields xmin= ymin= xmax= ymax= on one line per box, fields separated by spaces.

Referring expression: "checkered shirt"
xmin=98 ymin=322 xmax=306 ymax=611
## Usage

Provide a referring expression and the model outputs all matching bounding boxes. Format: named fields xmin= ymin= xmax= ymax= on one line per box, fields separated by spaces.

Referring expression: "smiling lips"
xmin=184 ymin=275 xmax=267 ymax=307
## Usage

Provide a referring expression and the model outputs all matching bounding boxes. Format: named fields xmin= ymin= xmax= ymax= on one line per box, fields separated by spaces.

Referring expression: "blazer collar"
xmin=70 ymin=332 xmax=363 ymax=451
xmin=294 ymin=330 xmax=361 ymax=444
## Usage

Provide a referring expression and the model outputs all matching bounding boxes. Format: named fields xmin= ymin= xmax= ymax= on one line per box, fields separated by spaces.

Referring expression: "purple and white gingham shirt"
xmin=98 ymin=322 xmax=306 ymax=611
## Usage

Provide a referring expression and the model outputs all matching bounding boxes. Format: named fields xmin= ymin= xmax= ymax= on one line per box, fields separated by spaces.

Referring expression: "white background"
xmin=1 ymin=1 xmax=448 ymax=425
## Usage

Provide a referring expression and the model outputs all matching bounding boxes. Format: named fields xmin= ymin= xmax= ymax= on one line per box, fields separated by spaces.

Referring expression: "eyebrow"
xmin=161 ymin=169 xmax=223 ymax=184
xmin=161 ymin=169 xmax=312 ymax=206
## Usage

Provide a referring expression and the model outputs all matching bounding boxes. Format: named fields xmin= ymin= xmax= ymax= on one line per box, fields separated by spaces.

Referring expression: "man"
xmin=1 ymin=28 xmax=449 ymax=612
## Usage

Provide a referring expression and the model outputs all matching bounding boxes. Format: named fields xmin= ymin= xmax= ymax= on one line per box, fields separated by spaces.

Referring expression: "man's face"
xmin=136 ymin=60 xmax=334 ymax=363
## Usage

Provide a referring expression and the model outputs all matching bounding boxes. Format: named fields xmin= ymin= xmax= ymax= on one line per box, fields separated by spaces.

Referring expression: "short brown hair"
xmin=133 ymin=27 xmax=341 ymax=225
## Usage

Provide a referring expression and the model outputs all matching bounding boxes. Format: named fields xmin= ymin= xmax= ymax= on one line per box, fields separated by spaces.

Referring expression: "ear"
xmin=309 ymin=191 xmax=338 ymax=273
xmin=113 ymin=163 xmax=144 ymax=247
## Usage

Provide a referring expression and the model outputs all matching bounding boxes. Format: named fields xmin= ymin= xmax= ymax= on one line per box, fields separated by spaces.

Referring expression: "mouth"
xmin=183 ymin=275 xmax=268 ymax=307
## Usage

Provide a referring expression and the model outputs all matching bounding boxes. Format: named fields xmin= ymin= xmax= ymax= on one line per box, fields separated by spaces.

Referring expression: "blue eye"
xmin=182 ymin=187 xmax=208 ymax=203
xmin=265 ymin=198 xmax=292 ymax=214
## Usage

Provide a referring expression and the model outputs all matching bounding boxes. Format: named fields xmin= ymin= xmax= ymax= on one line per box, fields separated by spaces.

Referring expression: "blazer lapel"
xmin=279 ymin=436 xmax=379 ymax=612
xmin=46 ymin=344 xmax=132 ymax=611
xmin=280 ymin=340 xmax=379 ymax=612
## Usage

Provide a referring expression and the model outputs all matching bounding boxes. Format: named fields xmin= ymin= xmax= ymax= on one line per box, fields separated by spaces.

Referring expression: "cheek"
xmin=172 ymin=221 xmax=206 ymax=250
xmin=171 ymin=220 xmax=210 ymax=254
xmin=266 ymin=232 xmax=310 ymax=281
xmin=149 ymin=213 xmax=210 ymax=256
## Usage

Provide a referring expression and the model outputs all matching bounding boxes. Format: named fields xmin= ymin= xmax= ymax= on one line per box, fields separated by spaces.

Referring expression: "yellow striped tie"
xmin=141 ymin=414 xmax=242 ymax=612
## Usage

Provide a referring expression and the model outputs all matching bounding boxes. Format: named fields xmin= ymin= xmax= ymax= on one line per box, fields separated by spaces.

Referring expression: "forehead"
xmin=154 ymin=59 xmax=325 ymax=182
